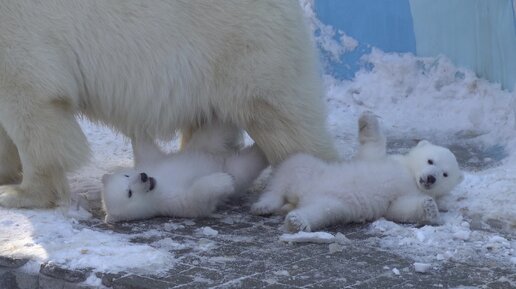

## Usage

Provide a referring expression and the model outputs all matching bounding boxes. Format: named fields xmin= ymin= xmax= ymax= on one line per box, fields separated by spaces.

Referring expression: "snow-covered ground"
xmin=1 ymin=2 xmax=515 ymax=283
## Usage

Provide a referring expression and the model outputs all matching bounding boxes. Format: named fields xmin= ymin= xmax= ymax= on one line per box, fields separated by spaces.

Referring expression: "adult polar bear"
xmin=0 ymin=0 xmax=337 ymax=208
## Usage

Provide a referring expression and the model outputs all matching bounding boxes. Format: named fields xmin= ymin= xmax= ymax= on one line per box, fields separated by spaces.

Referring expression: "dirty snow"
xmin=0 ymin=1 xmax=515 ymax=279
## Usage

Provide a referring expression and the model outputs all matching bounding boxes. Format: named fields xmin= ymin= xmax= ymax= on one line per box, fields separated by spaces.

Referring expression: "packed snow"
xmin=0 ymin=1 xmax=515 ymax=281
xmin=280 ymin=232 xmax=336 ymax=244
xmin=0 ymin=208 xmax=175 ymax=275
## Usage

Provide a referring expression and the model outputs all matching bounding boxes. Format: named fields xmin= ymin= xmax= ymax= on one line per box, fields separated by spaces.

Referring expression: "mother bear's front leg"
xmin=0 ymin=124 xmax=22 ymax=185
xmin=0 ymin=90 xmax=90 ymax=208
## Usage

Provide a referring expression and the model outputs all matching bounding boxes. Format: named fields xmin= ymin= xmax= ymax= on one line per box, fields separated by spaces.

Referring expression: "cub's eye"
xmin=443 ymin=172 xmax=448 ymax=178
xmin=128 ymin=190 xmax=132 ymax=198
xmin=124 ymin=175 xmax=129 ymax=178
xmin=427 ymin=159 xmax=434 ymax=165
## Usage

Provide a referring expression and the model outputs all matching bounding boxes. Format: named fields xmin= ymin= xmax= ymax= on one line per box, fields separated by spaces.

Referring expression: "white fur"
xmin=102 ymin=124 xmax=268 ymax=223
xmin=0 ymin=0 xmax=337 ymax=208
xmin=252 ymin=112 xmax=463 ymax=232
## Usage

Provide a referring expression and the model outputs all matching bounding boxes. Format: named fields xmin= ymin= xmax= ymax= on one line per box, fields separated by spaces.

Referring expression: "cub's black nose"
xmin=427 ymin=175 xmax=436 ymax=184
xmin=140 ymin=172 xmax=148 ymax=182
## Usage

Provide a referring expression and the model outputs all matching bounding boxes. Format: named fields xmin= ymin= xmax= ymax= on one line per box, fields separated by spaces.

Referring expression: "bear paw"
xmin=0 ymin=185 xmax=55 ymax=208
xmin=421 ymin=198 xmax=442 ymax=225
xmin=285 ymin=212 xmax=311 ymax=232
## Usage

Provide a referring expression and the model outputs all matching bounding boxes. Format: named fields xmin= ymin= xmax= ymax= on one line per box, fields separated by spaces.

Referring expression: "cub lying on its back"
xmin=102 ymin=124 xmax=268 ymax=223
xmin=252 ymin=112 xmax=463 ymax=232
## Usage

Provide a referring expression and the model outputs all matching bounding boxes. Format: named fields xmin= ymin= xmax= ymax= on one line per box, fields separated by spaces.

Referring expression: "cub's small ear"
xmin=416 ymin=140 xmax=431 ymax=147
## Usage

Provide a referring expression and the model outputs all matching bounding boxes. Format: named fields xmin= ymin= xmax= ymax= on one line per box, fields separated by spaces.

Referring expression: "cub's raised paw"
xmin=285 ymin=212 xmax=311 ymax=232
xmin=421 ymin=197 xmax=442 ymax=225
xmin=358 ymin=111 xmax=383 ymax=144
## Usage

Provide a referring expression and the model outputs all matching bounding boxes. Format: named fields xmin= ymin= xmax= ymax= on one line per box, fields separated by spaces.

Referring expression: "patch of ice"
xmin=273 ymin=270 xmax=290 ymax=276
xmin=280 ymin=231 xmax=335 ymax=244
xmin=335 ymin=232 xmax=351 ymax=244
xmin=151 ymin=238 xmax=187 ymax=251
xmin=183 ymin=220 xmax=196 ymax=226
xmin=329 ymin=243 xmax=344 ymax=254
xmin=198 ymin=226 xmax=219 ymax=237
xmin=162 ymin=222 xmax=185 ymax=231
xmin=196 ymin=238 xmax=216 ymax=251
xmin=413 ymin=262 xmax=431 ymax=273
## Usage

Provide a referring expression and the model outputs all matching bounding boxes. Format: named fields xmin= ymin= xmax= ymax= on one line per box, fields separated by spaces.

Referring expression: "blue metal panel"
xmin=410 ymin=0 xmax=516 ymax=91
xmin=314 ymin=0 xmax=417 ymax=79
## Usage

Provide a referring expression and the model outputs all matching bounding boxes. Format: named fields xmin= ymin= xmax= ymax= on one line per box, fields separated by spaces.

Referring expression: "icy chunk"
xmin=273 ymin=270 xmax=290 ymax=276
xmin=335 ymin=232 xmax=351 ymax=244
xmin=329 ymin=243 xmax=344 ymax=254
xmin=280 ymin=231 xmax=335 ymax=244
xmin=197 ymin=227 xmax=218 ymax=237
xmin=414 ymin=262 xmax=431 ymax=273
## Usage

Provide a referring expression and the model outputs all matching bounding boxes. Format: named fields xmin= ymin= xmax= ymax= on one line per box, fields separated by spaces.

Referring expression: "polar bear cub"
xmin=252 ymin=112 xmax=463 ymax=232
xmin=102 ymin=124 xmax=268 ymax=223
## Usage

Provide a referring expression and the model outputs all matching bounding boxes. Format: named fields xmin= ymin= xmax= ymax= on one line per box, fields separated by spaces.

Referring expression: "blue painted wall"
xmin=409 ymin=0 xmax=516 ymax=91
xmin=315 ymin=0 xmax=516 ymax=91
xmin=314 ymin=0 xmax=417 ymax=79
